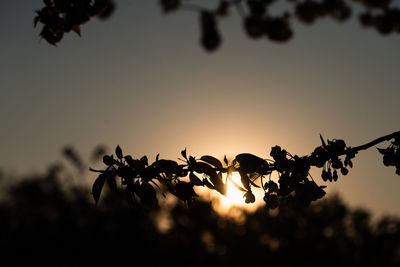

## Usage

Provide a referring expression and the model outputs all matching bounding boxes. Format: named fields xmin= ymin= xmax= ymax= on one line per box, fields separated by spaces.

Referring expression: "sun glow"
xmin=224 ymin=172 xmax=247 ymax=205
xmin=212 ymin=172 xmax=264 ymax=216
xmin=196 ymin=171 xmax=265 ymax=219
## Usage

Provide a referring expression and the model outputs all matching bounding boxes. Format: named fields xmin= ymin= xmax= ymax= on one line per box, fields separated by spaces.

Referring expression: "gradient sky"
xmin=1 ymin=0 xmax=400 ymax=217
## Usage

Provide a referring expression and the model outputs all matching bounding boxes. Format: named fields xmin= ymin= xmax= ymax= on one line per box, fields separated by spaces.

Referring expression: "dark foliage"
xmin=1 ymin=168 xmax=399 ymax=267
xmin=34 ymin=0 xmax=116 ymax=45
xmin=90 ymin=131 xmax=400 ymax=209
xmin=34 ymin=0 xmax=400 ymax=50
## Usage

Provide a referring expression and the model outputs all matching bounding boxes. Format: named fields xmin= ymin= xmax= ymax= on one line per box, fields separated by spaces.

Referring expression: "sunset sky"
xmin=1 ymin=1 xmax=400 ymax=217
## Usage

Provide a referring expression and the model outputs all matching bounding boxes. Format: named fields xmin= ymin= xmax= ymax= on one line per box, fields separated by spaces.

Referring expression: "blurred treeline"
xmin=0 ymin=147 xmax=399 ymax=267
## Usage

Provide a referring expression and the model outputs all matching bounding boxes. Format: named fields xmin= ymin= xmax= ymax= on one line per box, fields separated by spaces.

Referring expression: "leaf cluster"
xmin=378 ymin=137 xmax=400 ymax=175
xmin=34 ymin=0 xmax=115 ymax=45
xmin=90 ymin=132 xmax=400 ymax=209
xmin=34 ymin=0 xmax=400 ymax=49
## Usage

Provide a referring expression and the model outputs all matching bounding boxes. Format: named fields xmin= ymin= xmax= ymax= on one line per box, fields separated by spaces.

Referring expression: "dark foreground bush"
xmin=0 ymin=168 xmax=399 ymax=267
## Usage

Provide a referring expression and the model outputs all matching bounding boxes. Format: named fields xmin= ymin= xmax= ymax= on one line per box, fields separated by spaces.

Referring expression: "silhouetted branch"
xmin=351 ymin=130 xmax=400 ymax=153
xmin=90 ymin=131 xmax=400 ymax=209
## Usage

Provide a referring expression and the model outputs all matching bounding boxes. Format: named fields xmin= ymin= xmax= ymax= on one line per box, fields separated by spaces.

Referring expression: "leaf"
xmin=265 ymin=181 xmax=278 ymax=193
xmin=348 ymin=159 xmax=353 ymax=168
xmin=189 ymin=172 xmax=204 ymax=186
xmin=203 ymin=178 xmax=215 ymax=190
xmin=235 ymin=153 xmax=269 ymax=173
xmin=320 ymin=134 xmax=327 ymax=148
xmin=181 ymin=148 xmax=187 ymax=160
xmin=103 ymin=155 xmax=114 ymax=166
xmin=160 ymin=0 xmax=181 ymax=13
xmin=244 ymin=190 xmax=256 ymax=203
xmin=194 ymin=161 xmax=215 ymax=176
xmin=239 ymin=171 xmax=251 ymax=190
xmin=224 ymin=155 xmax=228 ymax=165
xmin=115 ymin=145 xmax=123 ymax=159
xmin=248 ymin=173 xmax=261 ymax=188
xmin=92 ymin=173 xmax=106 ymax=205
xmin=200 ymin=155 xmax=223 ymax=169
xmin=174 ymin=181 xmax=198 ymax=202
xmin=33 ymin=16 xmax=40 ymax=28
xmin=140 ymin=155 xmax=148 ymax=166
xmin=72 ymin=25 xmax=81 ymax=36
xmin=135 ymin=182 xmax=159 ymax=207
xmin=152 ymin=159 xmax=179 ymax=173
xmin=208 ymin=172 xmax=227 ymax=195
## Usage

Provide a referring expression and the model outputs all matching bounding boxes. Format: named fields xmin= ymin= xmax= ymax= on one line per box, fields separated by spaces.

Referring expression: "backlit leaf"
xmin=189 ymin=172 xmax=204 ymax=186
xmin=92 ymin=173 xmax=106 ymax=205
xmin=181 ymin=148 xmax=187 ymax=160
xmin=235 ymin=153 xmax=269 ymax=173
xmin=115 ymin=145 xmax=123 ymax=159
xmin=200 ymin=155 xmax=223 ymax=169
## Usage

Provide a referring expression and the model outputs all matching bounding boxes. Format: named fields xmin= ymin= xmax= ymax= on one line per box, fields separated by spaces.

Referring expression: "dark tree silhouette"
xmin=34 ymin=0 xmax=400 ymax=50
xmin=0 ymin=165 xmax=399 ymax=266
xmin=90 ymin=131 xmax=400 ymax=209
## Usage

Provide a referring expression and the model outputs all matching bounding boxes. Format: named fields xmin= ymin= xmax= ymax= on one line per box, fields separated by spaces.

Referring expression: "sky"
xmin=1 ymin=0 xmax=400 ymax=217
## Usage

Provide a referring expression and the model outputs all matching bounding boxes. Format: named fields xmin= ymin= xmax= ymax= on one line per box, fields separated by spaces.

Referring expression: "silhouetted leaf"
xmin=209 ymin=172 xmax=227 ymax=195
xmin=189 ymin=172 xmax=204 ymax=186
xmin=134 ymin=181 xmax=159 ymax=207
xmin=203 ymin=178 xmax=215 ymax=190
xmin=72 ymin=25 xmax=81 ymax=36
xmin=340 ymin=167 xmax=349 ymax=176
xmin=244 ymin=16 xmax=265 ymax=38
xmin=174 ymin=181 xmax=198 ymax=203
xmin=244 ymin=190 xmax=256 ymax=203
xmin=140 ymin=155 xmax=148 ymax=166
xmin=265 ymin=180 xmax=278 ymax=193
xmin=124 ymin=155 xmax=135 ymax=167
xmin=194 ymin=162 xmax=215 ymax=176
xmin=97 ymin=0 xmax=116 ymax=20
xmin=160 ymin=0 xmax=180 ymax=13
xmin=224 ymin=155 xmax=228 ymax=165
xmin=103 ymin=155 xmax=114 ymax=166
xmin=200 ymin=11 xmax=221 ymax=51
xmin=249 ymin=173 xmax=261 ymax=188
xmin=320 ymin=134 xmax=327 ymax=148
xmin=239 ymin=171 xmax=251 ymax=190
xmin=152 ymin=159 xmax=179 ymax=173
xmin=235 ymin=153 xmax=269 ymax=173
xmin=181 ymin=148 xmax=187 ymax=160
xmin=333 ymin=170 xmax=338 ymax=182
xmin=92 ymin=173 xmax=106 ymax=205
xmin=115 ymin=145 xmax=123 ymax=159
xmin=200 ymin=155 xmax=223 ymax=169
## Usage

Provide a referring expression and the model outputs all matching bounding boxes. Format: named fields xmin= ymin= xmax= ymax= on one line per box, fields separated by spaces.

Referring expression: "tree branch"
xmin=350 ymin=131 xmax=400 ymax=154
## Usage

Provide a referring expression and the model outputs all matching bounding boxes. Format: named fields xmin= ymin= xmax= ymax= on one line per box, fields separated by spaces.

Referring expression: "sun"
xmin=197 ymin=171 xmax=264 ymax=218
xmin=224 ymin=172 xmax=246 ymax=205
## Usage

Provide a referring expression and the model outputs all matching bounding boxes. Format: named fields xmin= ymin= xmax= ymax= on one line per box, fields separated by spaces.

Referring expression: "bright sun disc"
xmin=224 ymin=172 xmax=246 ymax=205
